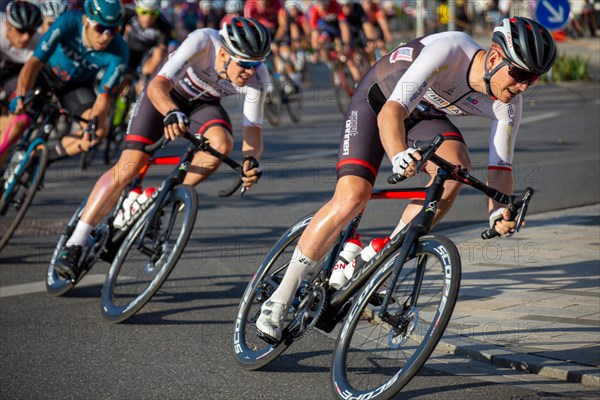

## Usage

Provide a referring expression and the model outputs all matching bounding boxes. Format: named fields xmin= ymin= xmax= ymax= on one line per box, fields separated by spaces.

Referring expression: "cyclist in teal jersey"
xmin=5 ymin=0 xmax=128 ymax=160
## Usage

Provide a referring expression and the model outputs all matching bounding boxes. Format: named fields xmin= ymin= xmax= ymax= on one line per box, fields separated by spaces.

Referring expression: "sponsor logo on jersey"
xmin=389 ymin=47 xmax=413 ymax=63
xmin=342 ymin=110 xmax=358 ymax=156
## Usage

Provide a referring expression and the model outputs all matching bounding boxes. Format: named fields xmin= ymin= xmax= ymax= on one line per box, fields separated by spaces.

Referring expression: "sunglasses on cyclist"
xmin=14 ymin=26 xmax=36 ymax=36
xmin=502 ymin=58 xmax=541 ymax=85
xmin=137 ymin=7 xmax=160 ymax=17
xmin=229 ymin=54 xmax=263 ymax=69
xmin=86 ymin=18 xmax=119 ymax=36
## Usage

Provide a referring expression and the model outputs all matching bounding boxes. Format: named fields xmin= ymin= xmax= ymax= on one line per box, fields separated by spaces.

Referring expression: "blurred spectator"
xmin=581 ymin=0 xmax=597 ymax=37
xmin=455 ymin=0 xmax=472 ymax=33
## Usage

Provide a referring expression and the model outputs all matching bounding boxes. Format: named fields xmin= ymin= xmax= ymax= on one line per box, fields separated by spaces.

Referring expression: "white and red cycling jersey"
xmin=156 ymin=28 xmax=269 ymax=128
xmin=337 ymin=31 xmax=522 ymax=184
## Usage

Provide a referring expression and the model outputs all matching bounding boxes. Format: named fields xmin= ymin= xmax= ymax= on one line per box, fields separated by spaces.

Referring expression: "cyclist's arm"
xmin=376 ymin=13 xmax=394 ymax=43
xmin=274 ymin=9 xmax=288 ymax=41
xmin=15 ymin=57 xmax=44 ymax=98
xmin=241 ymin=126 xmax=263 ymax=161
xmin=487 ymin=98 xmax=522 ymax=214
xmin=377 ymin=101 xmax=410 ymax=163
xmin=87 ymin=94 xmax=112 ymax=138
xmin=141 ymin=44 xmax=167 ymax=77
xmin=146 ymin=76 xmax=178 ymax=116
xmin=340 ymin=20 xmax=352 ymax=46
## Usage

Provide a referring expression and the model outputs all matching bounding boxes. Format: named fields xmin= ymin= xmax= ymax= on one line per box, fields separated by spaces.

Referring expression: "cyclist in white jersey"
xmin=0 ymin=1 xmax=43 ymax=161
xmin=55 ymin=17 xmax=272 ymax=278
xmin=256 ymin=17 xmax=558 ymax=342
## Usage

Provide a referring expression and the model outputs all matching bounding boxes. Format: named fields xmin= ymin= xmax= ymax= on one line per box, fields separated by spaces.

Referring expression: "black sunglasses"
xmin=15 ymin=26 xmax=36 ymax=35
xmin=87 ymin=19 xmax=119 ymax=36
xmin=502 ymin=58 xmax=541 ymax=85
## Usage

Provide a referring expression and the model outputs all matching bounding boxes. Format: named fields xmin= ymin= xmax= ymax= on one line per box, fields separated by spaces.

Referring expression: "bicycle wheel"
xmin=233 ymin=213 xmax=326 ymax=370
xmin=331 ymin=234 xmax=461 ymax=399
xmin=333 ymin=65 xmax=355 ymax=116
xmin=103 ymin=125 xmax=125 ymax=165
xmin=79 ymin=143 xmax=99 ymax=171
xmin=283 ymin=73 xmax=303 ymax=124
xmin=0 ymin=143 xmax=48 ymax=250
xmin=46 ymin=198 xmax=87 ymax=296
xmin=100 ymin=185 xmax=198 ymax=323
xmin=264 ymin=70 xmax=282 ymax=127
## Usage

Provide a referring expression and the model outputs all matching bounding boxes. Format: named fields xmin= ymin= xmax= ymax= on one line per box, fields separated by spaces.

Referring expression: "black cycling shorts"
xmin=336 ymin=72 xmax=465 ymax=186
xmin=124 ymin=90 xmax=232 ymax=154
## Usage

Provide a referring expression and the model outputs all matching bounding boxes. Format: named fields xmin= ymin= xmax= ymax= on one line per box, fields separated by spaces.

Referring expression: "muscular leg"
xmin=0 ymin=113 xmax=32 ymax=162
xmin=183 ymin=125 xmax=234 ymax=186
xmin=269 ymin=175 xmax=373 ymax=305
xmin=80 ymin=149 xmax=150 ymax=226
xmin=399 ymin=140 xmax=471 ymax=227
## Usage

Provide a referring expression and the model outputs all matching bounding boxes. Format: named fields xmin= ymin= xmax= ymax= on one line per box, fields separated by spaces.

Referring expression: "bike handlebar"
xmin=481 ymin=187 xmax=534 ymax=239
xmin=143 ymin=132 xmax=247 ymax=198
xmin=387 ymin=134 xmax=535 ymax=240
xmin=387 ymin=135 xmax=446 ymax=184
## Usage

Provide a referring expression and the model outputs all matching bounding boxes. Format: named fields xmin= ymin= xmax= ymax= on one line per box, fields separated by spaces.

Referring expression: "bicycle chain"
xmin=286 ymin=285 xmax=327 ymax=341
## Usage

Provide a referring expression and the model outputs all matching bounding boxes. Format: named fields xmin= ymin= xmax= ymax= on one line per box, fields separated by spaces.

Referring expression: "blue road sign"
xmin=535 ymin=0 xmax=570 ymax=31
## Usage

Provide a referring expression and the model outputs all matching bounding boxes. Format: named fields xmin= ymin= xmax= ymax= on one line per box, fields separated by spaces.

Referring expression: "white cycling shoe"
xmin=256 ymin=299 xmax=288 ymax=343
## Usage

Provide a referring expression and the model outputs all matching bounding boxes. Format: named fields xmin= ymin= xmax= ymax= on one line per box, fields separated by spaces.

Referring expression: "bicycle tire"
xmin=0 ymin=143 xmax=48 ymax=250
xmin=331 ymin=234 xmax=461 ymax=399
xmin=333 ymin=66 xmax=355 ymax=116
xmin=100 ymin=185 xmax=198 ymax=323
xmin=233 ymin=213 xmax=318 ymax=370
xmin=283 ymin=73 xmax=303 ymax=124
xmin=264 ymin=70 xmax=282 ymax=127
xmin=79 ymin=143 xmax=99 ymax=171
xmin=103 ymin=125 xmax=125 ymax=165
xmin=46 ymin=198 xmax=88 ymax=296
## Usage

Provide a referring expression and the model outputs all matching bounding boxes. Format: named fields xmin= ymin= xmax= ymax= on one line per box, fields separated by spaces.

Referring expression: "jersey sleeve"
xmin=387 ymin=40 xmax=457 ymax=113
xmin=156 ymin=29 xmax=209 ymax=84
xmin=488 ymin=98 xmax=522 ymax=170
xmin=98 ymin=37 xmax=129 ymax=96
xmin=33 ymin=12 xmax=73 ymax=63
xmin=241 ymin=64 xmax=269 ymax=127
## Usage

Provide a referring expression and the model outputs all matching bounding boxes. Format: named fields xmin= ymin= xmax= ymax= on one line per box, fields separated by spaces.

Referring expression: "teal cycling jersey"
xmin=33 ymin=10 xmax=128 ymax=95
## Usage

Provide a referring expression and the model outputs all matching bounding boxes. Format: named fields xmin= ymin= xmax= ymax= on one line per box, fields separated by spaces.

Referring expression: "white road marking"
xmin=0 ymin=274 xmax=106 ymax=298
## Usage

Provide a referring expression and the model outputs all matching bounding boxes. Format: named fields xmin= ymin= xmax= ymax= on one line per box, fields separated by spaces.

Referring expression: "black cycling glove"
xmin=163 ymin=109 xmax=189 ymax=128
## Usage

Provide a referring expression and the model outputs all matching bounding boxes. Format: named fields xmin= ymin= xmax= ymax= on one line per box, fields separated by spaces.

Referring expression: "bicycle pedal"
xmin=256 ymin=330 xmax=279 ymax=345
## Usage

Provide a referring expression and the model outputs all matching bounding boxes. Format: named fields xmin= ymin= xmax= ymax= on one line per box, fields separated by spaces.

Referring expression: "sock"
xmin=270 ymin=247 xmax=317 ymax=307
xmin=391 ymin=219 xmax=407 ymax=238
xmin=66 ymin=221 xmax=94 ymax=247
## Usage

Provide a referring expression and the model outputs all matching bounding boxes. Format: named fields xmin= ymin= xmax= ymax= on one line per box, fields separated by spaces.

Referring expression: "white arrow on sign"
xmin=542 ymin=0 xmax=565 ymax=23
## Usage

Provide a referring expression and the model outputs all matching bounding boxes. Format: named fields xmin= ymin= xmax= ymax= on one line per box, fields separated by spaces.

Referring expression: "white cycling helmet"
xmin=134 ymin=0 xmax=161 ymax=11
xmin=225 ymin=0 xmax=243 ymax=14
xmin=41 ymin=1 xmax=70 ymax=21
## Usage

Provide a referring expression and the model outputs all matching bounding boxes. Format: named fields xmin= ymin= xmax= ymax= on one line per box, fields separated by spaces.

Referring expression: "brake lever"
xmin=514 ymin=187 xmax=534 ymax=233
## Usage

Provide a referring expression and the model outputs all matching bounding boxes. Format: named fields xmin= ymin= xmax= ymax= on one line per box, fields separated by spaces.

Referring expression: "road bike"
xmin=263 ymin=53 xmax=303 ymax=127
xmin=46 ymin=131 xmax=251 ymax=323
xmin=79 ymin=70 xmax=139 ymax=170
xmin=0 ymin=89 xmax=97 ymax=250
xmin=330 ymin=44 xmax=370 ymax=116
xmin=232 ymin=134 xmax=533 ymax=399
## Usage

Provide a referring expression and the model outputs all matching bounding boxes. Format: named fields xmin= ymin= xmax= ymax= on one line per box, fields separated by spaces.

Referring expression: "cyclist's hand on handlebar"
xmin=489 ymin=208 xmax=519 ymax=238
xmin=392 ymin=147 xmax=422 ymax=178
xmin=163 ymin=109 xmax=189 ymax=141
xmin=8 ymin=96 xmax=25 ymax=114
xmin=241 ymin=156 xmax=262 ymax=189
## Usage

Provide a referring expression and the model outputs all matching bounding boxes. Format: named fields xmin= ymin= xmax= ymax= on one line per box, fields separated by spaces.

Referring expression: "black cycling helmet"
xmin=492 ymin=17 xmax=557 ymax=75
xmin=6 ymin=0 xmax=43 ymax=30
xmin=219 ymin=17 xmax=271 ymax=60
xmin=84 ymin=0 xmax=125 ymax=27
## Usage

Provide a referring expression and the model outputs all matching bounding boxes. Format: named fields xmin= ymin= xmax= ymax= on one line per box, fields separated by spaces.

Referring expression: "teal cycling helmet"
xmin=84 ymin=0 xmax=124 ymax=27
